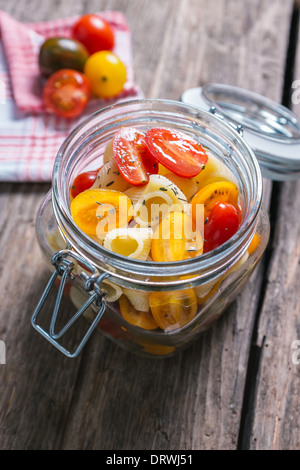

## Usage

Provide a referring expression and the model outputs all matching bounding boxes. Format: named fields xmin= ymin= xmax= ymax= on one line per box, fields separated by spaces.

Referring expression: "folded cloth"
xmin=0 ymin=10 xmax=143 ymax=182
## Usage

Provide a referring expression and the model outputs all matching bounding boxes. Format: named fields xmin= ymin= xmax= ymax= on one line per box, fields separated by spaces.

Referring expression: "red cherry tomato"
xmin=43 ymin=69 xmax=90 ymax=118
xmin=145 ymin=128 xmax=208 ymax=178
xmin=204 ymin=202 xmax=240 ymax=253
xmin=72 ymin=14 xmax=114 ymax=54
xmin=112 ymin=127 xmax=158 ymax=186
xmin=70 ymin=169 xmax=101 ymax=199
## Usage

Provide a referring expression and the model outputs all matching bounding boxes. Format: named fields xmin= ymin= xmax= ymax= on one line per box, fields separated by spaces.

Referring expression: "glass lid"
xmin=180 ymin=83 xmax=300 ymax=181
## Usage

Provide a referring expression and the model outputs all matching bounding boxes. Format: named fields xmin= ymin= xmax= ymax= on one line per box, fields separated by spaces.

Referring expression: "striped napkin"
xmin=0 ymin=10 xmax=143 ymax=182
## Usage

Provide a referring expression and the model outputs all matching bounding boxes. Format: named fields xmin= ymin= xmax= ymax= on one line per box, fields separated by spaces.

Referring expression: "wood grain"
xmin=0 ymin=0 xmax=295 ymax=450
xmin=244 ymin=6 xmax=300 ymax=449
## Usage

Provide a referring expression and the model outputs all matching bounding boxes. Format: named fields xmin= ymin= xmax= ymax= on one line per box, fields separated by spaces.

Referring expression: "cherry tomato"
xmin=248 ymin=232 xmax=260 ymax=256
xmin=119 ymin=295 xmax=159 ymax=330
xmin=149 ymin=289 xmax=198 ymax=331
xmin=151 ymin=212 xmax=203 ymax=262
xmin=43 ymin=69 xmax=90 ymax=118
xmin=70 ymin=169 xmax=101 ymax=199
xmin=145 ymin=128 xmax=208 ymax=178
xmin=38 ymin=37 xmax=89 ymax=77
xmin=72 ymin=14 xmax=114 ymax=54
xmin=84 ymin=51 xmax=127 ymax=98
xmin=203 ymin=202 xmax=240 ymax=253
xmin=191 ymin=180 xmax=239 ymax=223
xmin=70 ymin=189 xmax=132 ymax=237
xmin=113 ymin=127 xmax=158 ymax=186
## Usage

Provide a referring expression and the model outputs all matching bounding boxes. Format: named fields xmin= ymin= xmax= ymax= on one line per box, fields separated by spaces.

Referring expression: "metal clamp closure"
xmin=31 ymin=249 xmax=110 ymax=358
xmin=209 ymin=105 xmax=244 ymax=136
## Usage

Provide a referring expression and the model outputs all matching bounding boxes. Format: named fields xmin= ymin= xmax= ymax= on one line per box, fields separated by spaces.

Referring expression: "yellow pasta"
xmin=194 ymin=150 xmax=238 ymax=189
xmin=103 ymin=227 xmax=153 ymax=260
xmin=91 ymin=160 xmax=130 ymax=192
xmin=158 ymin=164 xmax=170 ymax=176
xmin=122 ymin=287 xmax=150 ymax=312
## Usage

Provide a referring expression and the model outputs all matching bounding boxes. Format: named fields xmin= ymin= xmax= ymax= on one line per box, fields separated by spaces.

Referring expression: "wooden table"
xmin=1 ymin=0 xmax=300 ymax=450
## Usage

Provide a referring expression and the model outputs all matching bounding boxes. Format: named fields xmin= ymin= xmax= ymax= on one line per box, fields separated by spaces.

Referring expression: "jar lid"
xmin=180 ymin=83 xmax=300 ymax=181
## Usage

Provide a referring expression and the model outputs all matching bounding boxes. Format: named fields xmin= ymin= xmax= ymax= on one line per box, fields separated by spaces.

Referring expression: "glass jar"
xmin=32 ymin=99 xmax=270 ymax=358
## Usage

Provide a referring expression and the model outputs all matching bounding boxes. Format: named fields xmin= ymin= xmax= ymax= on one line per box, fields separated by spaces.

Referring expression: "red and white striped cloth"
xmin=0 ymin=10 xmax=143 ymax=182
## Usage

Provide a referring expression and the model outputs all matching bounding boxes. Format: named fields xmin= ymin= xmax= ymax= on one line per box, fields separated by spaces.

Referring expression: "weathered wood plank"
xmin=246 ymin=6 xmax=300 ymax=450
xmin=0 ymin=0 xmax=294 ymax=450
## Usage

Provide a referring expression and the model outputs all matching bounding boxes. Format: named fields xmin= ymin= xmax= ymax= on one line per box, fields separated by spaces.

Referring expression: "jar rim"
xmin=52 ymin=98 xmax=262 ymax=288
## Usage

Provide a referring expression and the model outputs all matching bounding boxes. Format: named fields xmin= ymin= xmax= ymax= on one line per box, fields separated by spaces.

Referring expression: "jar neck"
xmin=52 ymin=99 xmax=262 ymax=290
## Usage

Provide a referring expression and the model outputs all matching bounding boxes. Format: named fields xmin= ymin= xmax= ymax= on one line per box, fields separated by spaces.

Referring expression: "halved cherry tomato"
xmin=70 ymin=168 xmax=101 ymax=199
xmin=119 ymin=295 xmax=158 ymax=330
xmin=203 ymin=202 xmax=240 ymax=253
xmin=149 ymin=289 xmax=198 ymax=331
xmin=151 ymin=212 xmax=203 ymax=262
xmin=70 ymin=188 xmax=132 ymax=237
xmin=191 ymin=180 xmax=239 ymax=223
xmin=145 ymin=128 xmax=208 ymax=178
xmin=112 ymin=127 xmax=158 ymax=186
xmin=43 ymin=69 xmax=90 ymax=118
xmin=72 ymin=14 xmax=115 ymax=55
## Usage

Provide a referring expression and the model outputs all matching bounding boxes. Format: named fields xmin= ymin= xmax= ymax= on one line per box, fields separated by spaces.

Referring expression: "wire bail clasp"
xmin=209 ymin=105 xmax=244 ymax=136
xmin=31 ymin=249 xmax=109 ymax=358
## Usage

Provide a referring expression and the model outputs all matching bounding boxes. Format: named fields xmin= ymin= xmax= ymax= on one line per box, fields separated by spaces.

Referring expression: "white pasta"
xmin=124 ymin=185 xmax=145 ymax=204
xmin=133 ymin=190 xmax=173 ymax=227
xmin=133 ymin=174 xmax=188 ymax=227
xmin=229 ymin=251 xmax=249 ymax=273
xmin=103 ymin=139 xmax=113 ymax=164
xmin=122 ymin=287 xmax=150 ymax=312
xmin=194 ymin=252 xmax=249 ymax=301
xmin=163 ymin=172 xmax=198 ymax=201
xmin=91 ymin=160 xmax=130 ymax=192
xmin=103 ymin=227 xmax=153 ymax=260
xmin=194 ymin=278 xmax=221 ymax=301
xmin=47 ymin=229 xmax=66 ymax=253
xmin=102 ymin=279 xmax=123 ymax=302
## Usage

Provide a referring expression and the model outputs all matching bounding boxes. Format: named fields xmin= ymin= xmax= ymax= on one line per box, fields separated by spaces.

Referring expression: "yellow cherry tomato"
xmin=149 ymin=289 xmax=197 ymax=331
xmin=119 ymin=295 xmax=159 ymax=330
xmin=137 ymin=341 xmax=176 ymax=356
xmin=191 ymin=180 xmax=239 ymax=223
xmin=151 ymin=212 xmax=203 ymax=262
xmin=84 ymin=51 xmax=127 ymax=98
xmin=70 ymin=188 xmax=132 ymax=238
xmin=248 ymin=232 xmax=260 ymax=256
